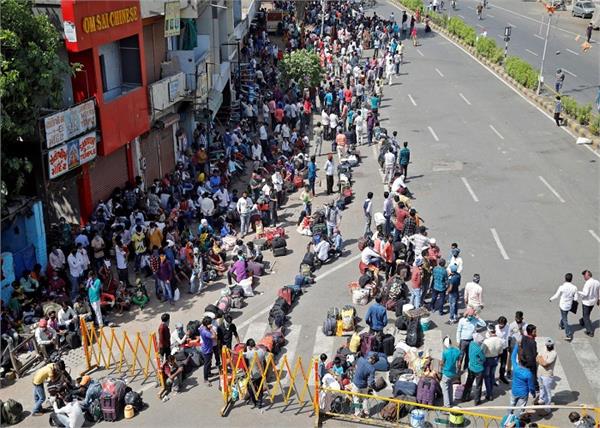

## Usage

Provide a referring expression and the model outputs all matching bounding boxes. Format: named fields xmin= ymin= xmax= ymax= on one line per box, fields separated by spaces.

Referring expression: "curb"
xmin=390 ymin=0 xmax=600 ymax=149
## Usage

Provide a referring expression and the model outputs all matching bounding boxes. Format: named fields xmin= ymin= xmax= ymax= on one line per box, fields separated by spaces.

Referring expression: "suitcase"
xmin=373 ymin=376 xmax=387 ymax=392
xmin=360 ymin=332 xmax=376 ymax=356
xmin=453 ymin=383 xmax=465 ymax=401
xmin=271 ymin=236 xmax=287 ymax=249
xmin=100 ymin=379 xmax=126 ymax=422
xmin=278 ymin=287 xmax=293 ymax=307
xmin=273 ymin=247 xmax=287 ymax=257
xmin=322 ymin=316 xmax=336 ymax=336
xmin=273 ymin=297 xmax=290 ymax=314
xmin=382 ymin=334 xmax=395 ymax=356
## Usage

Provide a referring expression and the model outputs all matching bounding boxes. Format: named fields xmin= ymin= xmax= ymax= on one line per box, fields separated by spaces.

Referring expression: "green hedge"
xmin=590 ymin=114 xmax=600 ymax=136
xmin=475 ymin=37 xmax=504 ymax=64
xmin=562 ymin=96 xmax=594 ymax=126
xmin=504 ymin=56 xmax=538 ymax=90
xmin=447 ymin=16 xmax=476 ymax=46
xmin=426 ymin=10 xmax=448 ymax=28
xmin=399 ymin=0 xmax=423 ymax=11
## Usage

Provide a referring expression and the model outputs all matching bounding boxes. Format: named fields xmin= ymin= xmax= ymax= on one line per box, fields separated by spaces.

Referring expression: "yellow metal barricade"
xmin=80 ymin=318 xmax=163 ymax=387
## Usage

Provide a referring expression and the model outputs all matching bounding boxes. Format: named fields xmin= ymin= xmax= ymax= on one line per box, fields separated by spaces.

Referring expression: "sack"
xmin=360 ymin=332 xmax=375 ymax=356
xmin=66 ymin=331 xmax=81 ymax=349
xmin=341 ymin=305 xmax=355 ymax=331
xmin=381 ymin=401 xmax=398 ymax=421
xmin=217 ymin=296 xmax=232 ymax=313
xmin=406 ymin=317 xmax=423 ymax=348
xmin=258 ymin=335 xmax=274 ymax=352
xmin=124 ymin=391 xmax=144 ymax=412
xmin=393 ymin=380 xmax=417 ymax=397
xmin=299 ymin=263 xmax=312 ymax=277
xmin=389 ymin=278 xmax=405 ymax=301
xmin=272 ymin=236 xmax=287 ymax=249
xmin=239 ymin=277 xmax=255 ymax=297
xmin=395 ymin=314 xmax=409 ymax=331
xmin=173 ymin=288 xmax=181 ymax=302
xmin=230 ymin=285 xmax=244 ymax=298
xmin=352 ymin=288 xmax=370 ymax=305
xmin=273 ymin=246 xmax=287 ymax=257
xmin=382 ymin=334 xmax=395 ymax=356
xmin=570 ymin=300 xmax=578 ymax=314
xmin=322 ymin=317 xmax=337 ymax=336
xmin=264 ymin=330 xmax=285 ymax=354
xmin=278 ymin=287 xmax=293 ymax=307
xmin=373 ymin=376 xmax=387 ymax=392
xmin=349 ymin=332 xmax=361 ymax=353
xmin=186 ymin=320 xmax=201 ymax=339
xmin=2 ymin=399 xmax=23 ymax=425
xmin=358 ymin=237 xmax=369 ymax=251
xmin=204 ymin=304 xmax=223 ymax=318
xmin=416 ymin=377 xmax=438 ymax=405
xmin=453 ymin=383 xmax=465 ymax=401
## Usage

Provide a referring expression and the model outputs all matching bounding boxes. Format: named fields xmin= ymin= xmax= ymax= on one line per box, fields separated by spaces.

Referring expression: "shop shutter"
xmin=141 ymin=134 xmax=160 ymax=185
xmin=159 ymin=126 xmax=175 ymax=176
xmin=89 ymin=146 xmax=128 ymax=204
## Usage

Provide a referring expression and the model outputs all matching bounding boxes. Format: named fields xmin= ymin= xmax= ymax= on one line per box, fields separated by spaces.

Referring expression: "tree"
xmin=279 ymin=49 xmax=324 ymax=90
xmin=0 ymin=0 xmax=71 ymax=207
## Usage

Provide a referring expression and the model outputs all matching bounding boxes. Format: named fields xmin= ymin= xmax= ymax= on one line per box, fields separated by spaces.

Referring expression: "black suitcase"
xmin=273 ymin=247 xmax=287 ymax=257
xmin=272 ymin=236 xmax=287 ymax=249
xmin=382 ymin=333 xmax=395 ymax=356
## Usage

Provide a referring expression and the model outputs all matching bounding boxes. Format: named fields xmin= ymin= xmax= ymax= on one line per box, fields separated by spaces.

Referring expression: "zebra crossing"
xmin=233 ymin=321 xmax=600 ymax=403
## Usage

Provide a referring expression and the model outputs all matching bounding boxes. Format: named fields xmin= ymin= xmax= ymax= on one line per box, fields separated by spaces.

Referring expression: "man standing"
xmin=351 ymin=354 xmax=378 ymax=417
xmin=549 ymin=272 xmax=578 ymax=341
xmin=536 ymin=338 xmax=557 ymax=413
xmin=382 ymin=191 xmax=393 ymax=236
xmin=520 ymin=324 xmax=539 ymax=393
xmin=430 ymin=259 xmax=448 ymax=315
xmin=440 ymin=337 xmax=461 ymax=407
xmin=409 ymin=259 xmax=423 ymax=308
xmin=307 ymin=156 xmax=317 ymax=197
xmin=482 ymin=324 xmax=504 ymax=402
xmin=383 ymin=149 xmax=396 ymax=185
xmin=447 ymin=265 xmax=461 ymax=324
xmin=67 ymin=247 xmax=84 ymax=301
xmin=579 ymin=270 xmax=600 ymax=337
xmin=200 ymin=317 xmax=217 ymax=386
xmin=399 ymin=141 xmax=410 ymax=178
xmin=86 ymin=271 xmax=103 ymax=328
xmin=354 ymin=111 xmax=365 ymax=146
xmin=158 ymin=313 xmax=171 ymax=361
xmin=363 ymin=192 xmax=373 ymax=237
xmin=324 ymin=154 xmax=335 ymax=195
xmin=462 ymin=333 xmax=486 ymax=405
xmin=554 ymin=96 xmax=563 ymax=126
xmin=365 ymin=295 xmax=388 ymax=334
xmin=464 ymin=274 xmax=483 ymax=311
xmin=586 ymin=22 xmax=593 ymax=43
xmin=236 ymin=191 xmax=253 ymax=237
xmin=456 ymin=308 xmax=486 ymax=370
xmin=313 ymin=122 xmax=324 ymax=156
xmin=508 ymin=344 xmax=536 ymax=419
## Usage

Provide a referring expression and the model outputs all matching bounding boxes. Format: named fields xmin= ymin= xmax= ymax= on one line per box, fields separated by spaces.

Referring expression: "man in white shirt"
xmin=271 ymin=170 xmax=284 ymax=206
xmin=49 ymin=246 xmax=66 ymax=272
xmin=383 ymin=148 xmax=396 ymax=185
xmin=58 ymin=301 xmax=78 ymax=332
xmin=464 ymin=274 xmax=483 ymax=311
xmin=214 ymin=185 xmax=231 ymax=212
xmin=321 ymin=109 xmax=330 ymax=139
xmin=67 ymin=248 xmax=84 ymax=301
xmin=251 ymin=141 xmax=263 ymax=162
xmin=361 ymin=242 xmax=382 ymax=266
xmin=329 ymin=112 xmax=338 ymax=143
xmin=314 ymin=239 xmax=331 ymax=262
xmin=579 ymin=270 xmax=600 ymax=337
xmin=50 ymin=394 xmax=85 ymax=428
xmin=236 ymin=191 xmax=253 ymax=237
xmin=408 ymin=226 xmax=429 ymax=258
xmin=354 ymin=111 xmax=365 ymax=145
xmin=363 ymin=192 xmax=373 ymax=236
xmin=549 ymin=272 xmax=578 ymax=341
xmin=324 ymin=154 xmax=335 ymax=195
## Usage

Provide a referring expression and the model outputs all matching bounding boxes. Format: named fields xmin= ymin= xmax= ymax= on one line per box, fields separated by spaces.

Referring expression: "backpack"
xmin=186 ymin=320 xmax=201 ymax=339
xmin=217 ymin=296 xmax=232 ymax=313
xmin=373 ymin=376 xmax=387 ymax=392
xmin=1 ymin=399 xmax=23 ymax=425
xmin=273 ymin=297 xmax=290 ymax=314
xmin=86 ymin=398 xmax=103 ymax=423
xmin=416 ymin=377 xmax=438 ymax=405
xmin=66 ymin=331 xmax=81 ymax=349
xmin=405 ymin=317 xmax=423 ymax=348
xmin=269 ymin=307 xmax=286 ymax=328
xmin=380 ymin=401 xmax=398 ymax=421
xmin=232 ymin=296 xmax=244 ymax=309
xmin=277 ymin=287 xmax=293 ymax=307
xmin=341 ymin=305 xmax=355 ymax=331
xmin=360 ymin=332 xmax=375 ymax=356
xmin=124 ymin=391 xmax=144 ymax=412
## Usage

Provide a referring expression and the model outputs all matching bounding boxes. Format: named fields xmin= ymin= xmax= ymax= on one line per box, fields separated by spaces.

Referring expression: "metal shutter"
xmin=140 ymin=134 xmax=160 ymax=185
xmin=89 ymin=146 xmax=128 ymax=204
xmin=159 ymin=126 xmax=175 ymax=177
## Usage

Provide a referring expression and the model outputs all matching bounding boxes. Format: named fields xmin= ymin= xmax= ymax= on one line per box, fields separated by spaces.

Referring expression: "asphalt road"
xmin=442 ymin=0 xmax=600 ymax=105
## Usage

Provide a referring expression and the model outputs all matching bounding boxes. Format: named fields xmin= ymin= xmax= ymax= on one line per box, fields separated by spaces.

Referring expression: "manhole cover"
xmin=432 ymin=161 xmax=463 ymax=172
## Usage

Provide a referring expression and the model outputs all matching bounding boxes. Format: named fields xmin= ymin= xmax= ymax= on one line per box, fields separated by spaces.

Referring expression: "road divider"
xmin=490 ymin=228 xmax=510 ymax=260
xmin=538 ymin=175 xmax=566 ymax=203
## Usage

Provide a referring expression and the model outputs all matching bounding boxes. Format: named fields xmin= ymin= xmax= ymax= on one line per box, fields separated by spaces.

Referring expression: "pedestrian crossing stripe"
xmin=235 ymin=325 xmax=585 ymax=401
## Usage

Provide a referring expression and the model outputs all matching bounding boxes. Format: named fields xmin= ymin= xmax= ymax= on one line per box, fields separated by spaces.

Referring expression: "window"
xmin=99 ymin=54 xmax=108 ymax=93
xmin=119 ymin=35 xmax=142 ymax=86
xmin=99 ymin=35 xmax=142 ymax=102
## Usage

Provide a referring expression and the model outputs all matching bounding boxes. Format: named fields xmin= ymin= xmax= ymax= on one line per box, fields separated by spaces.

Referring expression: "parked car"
xmin=572 ymin=1 xmax=595 ymax=18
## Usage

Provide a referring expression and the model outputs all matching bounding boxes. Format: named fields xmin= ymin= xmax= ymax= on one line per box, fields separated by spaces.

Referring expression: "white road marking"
xmin=566 ymin=48 xmax=580 ymax=56
xmin=490 ymin=228 xmax=510 ymax=260
xmin=428 ymin=126 xmax=440 ymax=142
xmin=525 ymin=48 xmax=539 ymax=57
xmin=241 ymin=322 xmax=269 ymax=343
xmin=538 ymin=175 xmax=566 ymax=203
xmin=435 ymin=67 xmax=444 ymax=77
xmin=563 ymin=68 xmax=577 ymax=78
xmin=309 ymin=326 xmax=340 ymax=385
xmin=416 ymin=48 xmax=425 ymax=57
xmin=486 ymin=2 xmax=579 ymax=37
xmin=408 ymin=94 xmax=417 ymax=106
xmin=533 ymin=33 xmax=545 ymax=40
xmin=571 ymin=339 xmax=600 ymax=405
xmin=461 ymin=177 xmax=479 ymax=202
xmin=489 ymin=124 xmax=505 ymax=140
xmin=279 ymin=324 xmax=302 ymax=386
xmin=458 ymin=14 xmax=465 ymax=19
xmin=589 ymin=229 xmax=600 ymax=243
xmin=459 ymin=92 xmax=472 ymax=105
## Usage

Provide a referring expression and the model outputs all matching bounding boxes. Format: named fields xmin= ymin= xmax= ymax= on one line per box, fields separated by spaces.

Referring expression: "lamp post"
xmin=537 ymin=5 xmax=555 ymax=95
xmin=503 ymin=25 xmax=511 ymax=59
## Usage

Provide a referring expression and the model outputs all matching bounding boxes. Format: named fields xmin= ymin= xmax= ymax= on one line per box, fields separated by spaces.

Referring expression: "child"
xmin=132 ymin=278 xmax=149 ymax=310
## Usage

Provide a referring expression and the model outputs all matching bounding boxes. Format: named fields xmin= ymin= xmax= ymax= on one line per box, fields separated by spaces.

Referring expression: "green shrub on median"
xmin=562 ymin=97 xmax=594 ymax=126
xmin=504 ymin=56 xmax=538 ymax=90
xmin=447 ymin=16 xmax=476 ymax=46
xmin=475 ymin=37 xmax=504 ymax=64
xmin=399 ymin=0 xmax=424 ymax=11
xmin=590 ymin=114 xmax=600 ymax=136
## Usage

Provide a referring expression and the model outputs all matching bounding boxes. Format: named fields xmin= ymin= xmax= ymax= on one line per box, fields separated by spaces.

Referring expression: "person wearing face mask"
xmin=86 ymin=271 xmax=103 ymax=328
xmin=157 ymin=252 xmax=174 ymax=304
xmin=462 ymin=332 xmax=486 ymax=405
xmin=158 ymin=313 xmax=171 ymax=361
xmin=456 ymin=308 xmax=486 ymax=371
xmin=447 ymin=243 xmax=463 ymax=274
xmin=49 ymin=246 xmax=66 ymax=273
xmin=67 ymin=247 xmax=84 ymax=301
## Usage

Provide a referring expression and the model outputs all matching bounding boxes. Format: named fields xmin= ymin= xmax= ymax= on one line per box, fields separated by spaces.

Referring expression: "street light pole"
xmin=503 ymin=25 xmax=511 ymax=59
xmin=537 ymin=7 xmax=554 ymax=94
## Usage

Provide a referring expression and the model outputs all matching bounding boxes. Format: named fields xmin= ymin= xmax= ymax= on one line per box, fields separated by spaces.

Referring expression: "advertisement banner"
xmin=164 ymin=2 xmax=181 ymax=37
xmin=48 ymin=132 xmax=97 ymax=179
xmin=44 ymin=99 xmax=96 ymax=148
